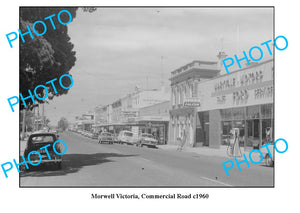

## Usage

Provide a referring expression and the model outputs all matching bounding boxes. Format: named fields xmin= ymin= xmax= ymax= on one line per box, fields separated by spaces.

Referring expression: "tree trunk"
xmin=21 ymin=109 xmax=26 ymax=140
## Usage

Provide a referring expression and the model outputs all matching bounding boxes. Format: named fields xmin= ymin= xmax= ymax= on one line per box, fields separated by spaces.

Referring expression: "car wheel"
xmin=57 ymin=162 xmax=62 ymax=170
xmin=265 ymin=154 xmax=274 ymax=167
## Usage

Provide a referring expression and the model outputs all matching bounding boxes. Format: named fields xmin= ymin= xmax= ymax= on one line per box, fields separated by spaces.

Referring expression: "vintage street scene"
xmin=19 ymin=7 xmax=274 ymax=187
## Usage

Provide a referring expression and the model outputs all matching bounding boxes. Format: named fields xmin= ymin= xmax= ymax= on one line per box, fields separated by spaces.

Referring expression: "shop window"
xmin=261 ymin=104 xmax=273 ymax=119
xmin=262 ymin=119 xmax=273 ymax=144
xmin=247 ymin=105 xmax=260 ymax=119
xmin=232 ymin=107 xmax=245 ymax=120
xmin=221 ymin=108 xmax=232 ymax=120
xmin=221 ymin=121 xmax=232 ymax=145
xmin=253 ymin=119 xmax=259 ymax=138
xmin=192 ymin=82 xmax=198 ymax=97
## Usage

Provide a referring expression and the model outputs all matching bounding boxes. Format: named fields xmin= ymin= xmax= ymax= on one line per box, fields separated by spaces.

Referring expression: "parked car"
xmin=23 ymin=133 xmax=63 ymax=170
xmin=98 ymin=132 xmax=114 ymax=144
xmin=91 ymin=132 xmax=99 ymax=139
xmin=86 ymin=132 xmax=93 ymax=138
xmin=117 ymin=130 xmax=137 ymax=145
xmin=137 ymin=133 xmax=158 ymax=148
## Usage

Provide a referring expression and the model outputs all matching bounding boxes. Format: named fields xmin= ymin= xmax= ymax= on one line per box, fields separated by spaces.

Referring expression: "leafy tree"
xmin=20 ymin=7 xmax=96 ymax=110
xmin=58 ymin=117 xmax=69 ymax=131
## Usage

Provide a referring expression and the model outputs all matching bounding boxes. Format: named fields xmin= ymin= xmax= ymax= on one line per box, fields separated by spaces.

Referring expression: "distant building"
xmin=96 ymin=86 xmax=170 ymax=136
xmin=94 ymin=105 xmax=109 ymax=125
xmin=75 ymin=112 xmax=94 ymax=131
xmin=138 ymin=101 xmax=170 ymax=144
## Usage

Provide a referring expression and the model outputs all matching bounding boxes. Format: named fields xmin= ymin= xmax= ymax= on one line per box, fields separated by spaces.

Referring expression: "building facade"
xmin=75 ymin=112 xmax=94 ymax=131
xmin=168 ymin=58 xmax=274 ymax=150
xmin=138 ymin=101 xmax=170 ymax=144
xmin=168 ymin=60 xmax=220 ymax=147
xmin=93 ymin=86 xmax=170 ymax=136
xmin=195 ymin=59 xmax=274 ymax=150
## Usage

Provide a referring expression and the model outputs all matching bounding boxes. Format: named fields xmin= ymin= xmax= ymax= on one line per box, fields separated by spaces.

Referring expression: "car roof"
xmin=29 ymin=133 xmax=57 ymax=137
xmin=121 ymin=130 xmax=133 ymax=133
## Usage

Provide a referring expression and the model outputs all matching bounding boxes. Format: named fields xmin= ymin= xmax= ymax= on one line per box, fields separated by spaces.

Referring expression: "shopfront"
xmin=196 ymin=59 xmax=274 ymax=150
xmin=218 ymin=103 xmax=273 ymax=149
xmin=138 ymin=121 xmax=168 ymax=144
xmin=138 ymin=101 xmax=170 ymax=145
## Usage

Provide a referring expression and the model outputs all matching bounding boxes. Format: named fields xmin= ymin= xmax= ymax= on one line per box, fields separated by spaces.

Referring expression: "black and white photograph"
xmin=17 ymin=6 xmax=275 ymax=187
xmin=2 ymin=0 xmax=300 ymax=212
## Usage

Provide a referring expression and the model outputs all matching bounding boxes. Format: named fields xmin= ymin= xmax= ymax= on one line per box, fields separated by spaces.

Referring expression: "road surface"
xmin=20 ymin=131 xmax=273 ymax=187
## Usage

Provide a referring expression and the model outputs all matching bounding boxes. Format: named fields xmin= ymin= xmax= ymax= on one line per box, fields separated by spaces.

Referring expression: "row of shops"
xmin=75 ymin=88 xmax=170 ymax=145
xmin=168 ymin=58 xmax=274 ymax=150
xmin=75 ymin=56 xmax=274 ymax=150
xmin=92 ymin=100 xmax=170 ymax=144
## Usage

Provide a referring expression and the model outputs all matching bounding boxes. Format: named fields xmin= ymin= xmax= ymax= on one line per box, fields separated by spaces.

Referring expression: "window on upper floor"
xmin=192 ymin=82 xmax=198 ymax=97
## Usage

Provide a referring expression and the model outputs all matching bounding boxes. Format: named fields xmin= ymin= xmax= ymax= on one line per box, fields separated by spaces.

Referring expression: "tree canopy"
xmin=20 ymin=7 xmax=78 ymax=110
xmin=57 ymin=117 xmax=69 ymax=131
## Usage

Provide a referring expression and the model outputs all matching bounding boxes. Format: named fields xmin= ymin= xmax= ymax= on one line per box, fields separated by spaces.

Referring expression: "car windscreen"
xmin=142 ymin=134 xmax=154 ymax=138
xmin=31 ymin=135 xmax=55 ymax=144
xmin=102 ymin=132 xmax=112 ymax=136
xmin=124 ymin=132 xmax=133 ymax=137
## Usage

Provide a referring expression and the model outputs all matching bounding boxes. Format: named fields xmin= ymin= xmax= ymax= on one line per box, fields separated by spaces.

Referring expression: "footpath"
xmin=157 ymin=144 xmax=261 ymax=160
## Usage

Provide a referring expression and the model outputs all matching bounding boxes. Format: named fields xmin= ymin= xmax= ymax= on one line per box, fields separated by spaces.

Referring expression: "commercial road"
xmin=20 ymin=131 xmax=273 ymax=187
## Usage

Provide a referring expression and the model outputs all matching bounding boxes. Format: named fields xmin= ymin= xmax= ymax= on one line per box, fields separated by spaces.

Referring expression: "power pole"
xmin=161 ymin=56 xmax=164 ymax=86
xmin=21 ymin=109 xmax=26 ymax=140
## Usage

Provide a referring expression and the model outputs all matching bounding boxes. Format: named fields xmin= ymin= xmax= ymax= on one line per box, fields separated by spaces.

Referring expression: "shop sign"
xmin=214 ymin=70 xmax=264 ymax=93
xmin=184 ymin=97 xmax=201 ymax=107
xmin=122 ymin=111 xmax=138 ymax=123
xmin=184 ymin=101 xmax=200 ymax=107
xmin=198 ymin=60 xmax=273 ymax=111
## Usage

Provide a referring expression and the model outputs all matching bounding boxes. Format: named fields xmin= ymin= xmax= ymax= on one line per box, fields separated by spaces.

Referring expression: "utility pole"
xmin=146 ymin=76 xmax=149 ymax=90
xmin=21 ymin=109 xmax=26 ymax=140
xmin=160 ymin=56 xmax=164 ymax=86
xmin=42 ymin=103 xmax=45 ymax=129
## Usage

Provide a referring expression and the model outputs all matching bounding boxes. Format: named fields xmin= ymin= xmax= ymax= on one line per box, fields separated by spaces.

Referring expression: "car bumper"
xmin=26 ymin=159 xmax=62 ymax=164
xmin=142 ymin=141 xmax=158 ymax=146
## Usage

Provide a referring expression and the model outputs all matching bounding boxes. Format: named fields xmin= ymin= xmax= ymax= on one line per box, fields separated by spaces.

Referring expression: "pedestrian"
xmin=177 ymin=129 xmax=186 ymax=151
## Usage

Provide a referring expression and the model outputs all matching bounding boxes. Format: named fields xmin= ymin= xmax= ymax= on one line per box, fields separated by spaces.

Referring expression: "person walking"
xmin=177 ymin=129 xmax=186 ymax=151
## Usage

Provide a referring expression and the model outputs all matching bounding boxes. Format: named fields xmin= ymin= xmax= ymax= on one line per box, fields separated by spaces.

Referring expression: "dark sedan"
xmin=23 ymin=133 xmax=63 ymax=170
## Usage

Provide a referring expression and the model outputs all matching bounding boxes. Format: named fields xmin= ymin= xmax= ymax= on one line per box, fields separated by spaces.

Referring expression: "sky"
xmin=44 ymin=7 xmax=273 ymax=125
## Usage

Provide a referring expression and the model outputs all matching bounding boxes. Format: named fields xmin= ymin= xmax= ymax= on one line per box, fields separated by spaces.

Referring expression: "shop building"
xmin=95 ymin=86 xmax=170 ymax=136
xmin=195 ymin=59 xmax=274 ymax=150
xmin=168 ymin=58 xmax=274 ymax=150
xmin=138 ymin=101 xmax=170 ymax=144
xmin=168 ymin=60 xmax=220 ymax=147
xmin=75 ymin=112 xmax=94 ymax=131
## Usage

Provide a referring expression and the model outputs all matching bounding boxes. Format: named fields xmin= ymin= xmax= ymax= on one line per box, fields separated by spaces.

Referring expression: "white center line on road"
xmin=200 ymin=176 xmax=232 ymax=187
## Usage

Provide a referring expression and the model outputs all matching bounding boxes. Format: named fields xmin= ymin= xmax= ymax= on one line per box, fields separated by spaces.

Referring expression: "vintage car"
xmin=98 ymin=132 xmax=114 ymax=144
xmin=91 ymin=132 xmax=99 ymax=139
xmin=137 ymin=133 xmax=158 ymax=148
xmin=23 ymin=133 xmax=63 ymax=170
xmin=117 ymin=130 xmax=137 ymax=145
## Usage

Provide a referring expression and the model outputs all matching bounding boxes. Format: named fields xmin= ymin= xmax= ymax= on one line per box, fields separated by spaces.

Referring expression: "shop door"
xmin=246 ymin=119 xmax=260 ymax=148
xmin=204 ymin=123 xmax=209 ymax=146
